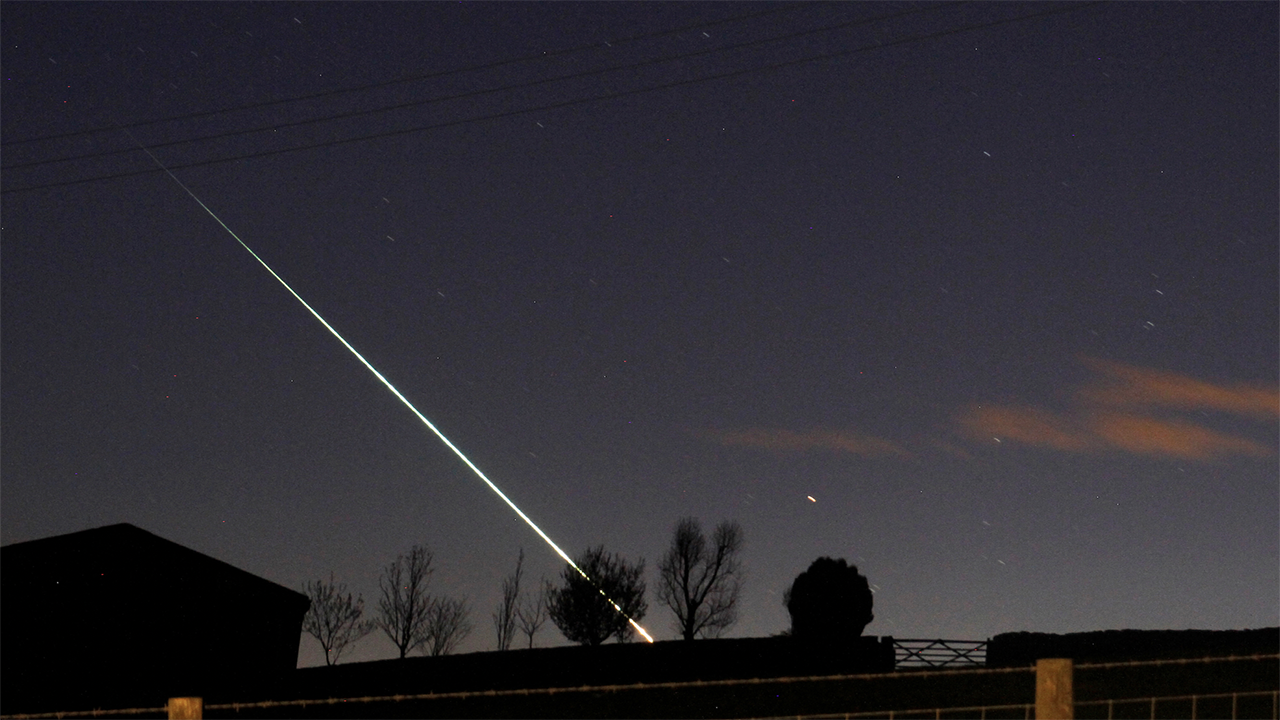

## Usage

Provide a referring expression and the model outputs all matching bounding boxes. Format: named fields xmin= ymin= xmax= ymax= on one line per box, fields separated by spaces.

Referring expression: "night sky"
xmin=3 ymin=2 xmax=1276 ymax=666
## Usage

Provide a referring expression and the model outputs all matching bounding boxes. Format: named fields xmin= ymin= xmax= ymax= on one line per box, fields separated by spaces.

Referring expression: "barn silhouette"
xmin=1 ymin=523 xmax=309 ymax=715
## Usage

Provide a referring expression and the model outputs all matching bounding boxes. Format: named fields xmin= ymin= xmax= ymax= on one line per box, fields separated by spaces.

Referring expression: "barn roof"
xmin=2 ymin=523 xmax=309 ymax=716
xmin=2 ymin=522 xmax=307 ymax=608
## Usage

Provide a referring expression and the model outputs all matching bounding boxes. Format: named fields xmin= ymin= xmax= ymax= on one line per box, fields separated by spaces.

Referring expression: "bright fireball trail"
xmin=132 ymin=138 xmax=655 ymax=644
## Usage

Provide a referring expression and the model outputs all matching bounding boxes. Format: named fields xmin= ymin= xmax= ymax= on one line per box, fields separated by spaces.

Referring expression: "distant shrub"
xmin=784 ymin=557 xmax=874 ymax=644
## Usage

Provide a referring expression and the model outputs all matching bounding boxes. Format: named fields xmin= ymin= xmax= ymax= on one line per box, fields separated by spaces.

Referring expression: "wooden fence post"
xmin=168 ymin=696 xmax=203 ymax=719
xmin=1035 ymin=658 xmax=1073 ymax=719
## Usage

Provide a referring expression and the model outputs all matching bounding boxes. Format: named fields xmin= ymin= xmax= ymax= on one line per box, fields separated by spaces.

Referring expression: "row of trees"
xmin=302 ymin=517 xmax=874 ymax=663
xmin=302 ymin=517 xmax=743 ymax=663
xmin=490 ymin=517 xmax=744 ymax=647
xmin=302 ymin=545 xmax=473 ymax=665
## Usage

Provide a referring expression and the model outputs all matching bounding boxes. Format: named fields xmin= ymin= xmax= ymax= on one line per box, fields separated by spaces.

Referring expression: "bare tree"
xmin=548 ymin=546 xmax=647 ymax=645
xmin=301 ymin=573 xmax=375 ymax=665
xmin=657 ymin=518 xmax=744 ymax=640
xmin=421 ymin=596 xmax=473 ymax=656
xmin=375 ymin=544 xmax=435 ymax=659
xmin=515 ymin=581 xmax=550 ymax=649
xmin=492 ymin=549 xmax=523 ymax=651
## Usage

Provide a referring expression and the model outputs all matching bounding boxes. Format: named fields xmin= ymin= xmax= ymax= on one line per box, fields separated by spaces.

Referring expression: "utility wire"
xmin=2 ymin=2 xmax=1101 ymax=196
xmin=1 ymin=4 xmax=809 ymax=147
xmin=3 ymin=3 xmax=957 ymax=171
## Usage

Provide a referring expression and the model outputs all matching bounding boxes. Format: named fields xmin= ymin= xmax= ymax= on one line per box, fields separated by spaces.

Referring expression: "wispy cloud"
xmin=1078 ymin=357 xmax=1279 ymax=420
xmin=956 ymin=357 xmax=1278 ymax=461
xmin=702 ymin=428 xmax=906 ymax=457
xmin=1088 ymin=411 xmax=1272 ymax=460
xmin=957 ymin=405 xmax=1094 ymax=452
xmin=700 ymin=360 xmax=1275 ymax=463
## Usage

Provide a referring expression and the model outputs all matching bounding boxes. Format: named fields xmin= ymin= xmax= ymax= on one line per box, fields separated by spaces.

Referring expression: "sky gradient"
xmin=3 ymin=2 xmax=1276 ymax=666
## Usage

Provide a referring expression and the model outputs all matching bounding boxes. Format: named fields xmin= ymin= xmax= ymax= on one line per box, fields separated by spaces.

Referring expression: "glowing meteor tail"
xmin=128 ymin=135 xmax=654 ymax=644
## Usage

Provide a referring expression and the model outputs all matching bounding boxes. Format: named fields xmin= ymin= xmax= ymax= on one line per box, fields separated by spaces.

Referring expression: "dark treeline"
xmin=302 ymin=517 xmax=875 ymax=663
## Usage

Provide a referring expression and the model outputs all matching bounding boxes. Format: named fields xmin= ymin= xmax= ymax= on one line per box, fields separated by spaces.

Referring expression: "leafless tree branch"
xmin=422 ymin=595 xmax=473 ymax=656
xmin=492 ymin=548 xmax=523 ymax=651
xmin=657 ymin=518 xmax=744 ymax=640
xmin=515 ymin=581 xmax=549 ymax=649
xmin=302 ymin=572 xmax=375 ymax=665
xmin=375 ymin=544 xmax=435 ymax=659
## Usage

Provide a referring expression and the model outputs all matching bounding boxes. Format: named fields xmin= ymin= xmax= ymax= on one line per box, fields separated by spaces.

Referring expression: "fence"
xmin=4 ymin=653 xmax=1275 ymax=719
xmin=1075 ymin=690 xmax=1278 ymax=720
xmin=893 ymin=638 xmax=988 ymax=668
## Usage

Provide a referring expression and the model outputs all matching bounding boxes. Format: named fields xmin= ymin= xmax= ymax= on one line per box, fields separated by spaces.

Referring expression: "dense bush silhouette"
xmin=784 ymin=557 xmax=873 ymax=644
xmin=548 ymin=545 xmax=647 ymax=645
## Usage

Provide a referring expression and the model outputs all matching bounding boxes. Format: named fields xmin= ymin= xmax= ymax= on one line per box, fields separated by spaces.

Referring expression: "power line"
xmin=2 ymin=3 xmax=957 ymax=172
xmin=2 ymin=2 xmax=1101 ymax=196
xmin=0 ymin=4 xmax=809 ymax=148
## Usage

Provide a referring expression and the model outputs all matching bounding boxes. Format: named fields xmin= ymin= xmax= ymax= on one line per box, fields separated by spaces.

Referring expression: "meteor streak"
xmin=130 ymin=137 xmax=654 ymax=644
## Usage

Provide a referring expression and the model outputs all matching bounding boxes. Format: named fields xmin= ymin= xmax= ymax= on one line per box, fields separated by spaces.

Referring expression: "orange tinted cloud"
xmin=954 ymin=358 xmax=1277 ymax=461
xmin=957 ymin=405 xmax=1094 ymax=452
xmin=1079 ymin=357 xmax=1279 ymax=420
xmin=706 ymin=362 xmax=1275 ymax=463
xmin=957 ymin=403 xmax=1273 ymax=460
xmin=704 ymin=428 xmax=905 ymax=457
xmin=1088 ymin=411 xmax=1273 ymax=460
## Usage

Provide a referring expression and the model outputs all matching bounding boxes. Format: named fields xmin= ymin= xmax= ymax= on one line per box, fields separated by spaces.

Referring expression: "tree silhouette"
xmin=421 ymin=596 xmax=473 ymax=656
xmin=301 ymin=573 xmax=374 ymax=665
xmin=784 ymin=557 xmax=874 ymax=644
xmin=515 ymin=581 xmax=549 ymax=648
xmin=548 ymin=546 xmax=647 ymax=645
xmin=375 ymin=545 xmax=435 ymax=659
xmin=657 ymin=517 xmax=744 ymax=640
xmin=492 ymin=549 xmax=523 ymax=651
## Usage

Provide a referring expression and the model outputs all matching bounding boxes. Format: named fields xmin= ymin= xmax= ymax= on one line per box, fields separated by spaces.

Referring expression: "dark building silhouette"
xmin=1 ymin=523 xmax=309 ymax=715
